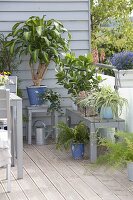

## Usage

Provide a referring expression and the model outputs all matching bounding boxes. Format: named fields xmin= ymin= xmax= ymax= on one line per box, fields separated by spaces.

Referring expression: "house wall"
xmin=0 ymin=0 xmax=91 ymax=135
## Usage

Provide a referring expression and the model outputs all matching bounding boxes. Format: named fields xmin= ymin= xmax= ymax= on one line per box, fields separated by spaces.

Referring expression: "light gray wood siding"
xmin=0 ymin=0 xmax=91 ymax=135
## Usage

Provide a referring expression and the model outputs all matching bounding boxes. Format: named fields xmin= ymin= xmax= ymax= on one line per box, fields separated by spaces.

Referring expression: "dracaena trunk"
xmin=30 ymin=63 xmax=48 ymax=86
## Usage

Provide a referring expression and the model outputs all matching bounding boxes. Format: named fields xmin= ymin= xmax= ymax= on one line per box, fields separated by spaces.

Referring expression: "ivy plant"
xmin=40 ymin=89 xmax=62 ymax=113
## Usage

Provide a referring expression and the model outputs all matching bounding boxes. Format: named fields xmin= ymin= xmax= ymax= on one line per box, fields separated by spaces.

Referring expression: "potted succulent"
xmin=79 ymin=86 xmax=127 ymax=119
xmin=6 ymin=15 xmax=71 ymax=105
xmin=110 ymin=51 xmax=133 ymax=88
xmin=97 ymin=131 xmax=133 ymax=181
xmin=56 ymin=122 xmax=89 ymax=159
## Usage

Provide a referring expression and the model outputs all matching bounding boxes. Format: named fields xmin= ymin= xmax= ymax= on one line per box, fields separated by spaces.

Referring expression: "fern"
xmin=56 ymin=122 xmax=89 ymax=150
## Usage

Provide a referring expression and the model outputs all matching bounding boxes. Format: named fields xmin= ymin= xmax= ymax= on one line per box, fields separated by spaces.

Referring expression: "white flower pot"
xmin=114 ymin=69 xmax=133 ymax=88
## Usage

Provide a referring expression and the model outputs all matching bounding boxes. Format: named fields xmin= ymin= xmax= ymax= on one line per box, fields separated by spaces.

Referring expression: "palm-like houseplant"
xmin=56 ymin=122 xmax=89 ymax=159
xmin=79 ymin=86 xmax=127 ymax=119
xmin=6 ymin=16 xmax=71 ymax=105
xmin=7 ymin=15 xmax=71 ymax=86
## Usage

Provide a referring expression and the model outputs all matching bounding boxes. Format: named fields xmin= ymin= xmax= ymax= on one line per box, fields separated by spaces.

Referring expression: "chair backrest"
xmin=6 ymin=76 xmax=17 ymax=94
xmin=0 ymin=89 xmax=11 ymax=136
xmin=0 ymin=89 xmax=11 ymax=192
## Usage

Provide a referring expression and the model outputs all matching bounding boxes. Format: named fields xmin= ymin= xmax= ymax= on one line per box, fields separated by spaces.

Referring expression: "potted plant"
xmin=97 ymin=131 xmax=133 ymax=181
xmin=79 ymin=86 xmax=127 ymax=119
xmin=0 ymin=33 xmax=18 ymax=73
xmin=56 ymin=53 xmax=103 ymax=106
xmin=110 ymin=51 xmax=133 ymax=88
xmin=6 ymin=15 xmax=71 ymax=105
xmin=40 ymin=88 xmax=62 ymax=113
xmin=56 ymin=122 xmax=89 ymax=159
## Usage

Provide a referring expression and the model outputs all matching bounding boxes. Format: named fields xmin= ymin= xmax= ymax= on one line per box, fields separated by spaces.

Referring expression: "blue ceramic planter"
xmin=27 ymin=86 xmax=47 ymax=105
xmin=71 ymin=143 xmax=84 ymax=160
xmin=100 ymin=106 xmax=113 ymax=119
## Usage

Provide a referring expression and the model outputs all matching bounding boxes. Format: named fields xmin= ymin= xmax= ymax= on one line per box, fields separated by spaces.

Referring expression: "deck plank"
xmin=0 ymin=167 xmax=28 ymax=200
xmin=0 ymin=143 xmax=133 ymax=200
xmin=33 ymin=144 xmax=102 ymax=200
xmin=36 ymin=144 xmax=121 ymax=200
xmin=23 ymin=151 xmax=65 ymax=200
xmin=12 ymin=169 xmax=47 ymax=200
xmin=47 ymin=143 xmax=133 ymax=200
xmin=24 ymin=144 xmax=84 ymax=200
xmin=0 ymin=183 xmax=9 ymax=200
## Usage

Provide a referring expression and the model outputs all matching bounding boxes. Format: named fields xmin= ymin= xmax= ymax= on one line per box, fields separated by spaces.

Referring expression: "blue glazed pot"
xmin=100 ymin=106 xmax=113 ymax=119
xmin=27 ymin=86 xmax=47 ymax=105
xmin=71 ymin=143 xmax=84 ymax=160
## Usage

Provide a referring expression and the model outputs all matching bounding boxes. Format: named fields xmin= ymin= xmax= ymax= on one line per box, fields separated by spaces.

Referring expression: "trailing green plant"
xmin=79 ymin=86 xmax=127 ymax=118
xmin=40 ymin=89 xmax=62 ymax=112
xmin=6 ymin=15 xmax=71 ymax=86
xmin=56 ymin=53 xmax=102 ymax=97
xmin=97 ymin=131 xmax=133 ymax=168
xmin=56 ymin=122 xmax=89 ymax=150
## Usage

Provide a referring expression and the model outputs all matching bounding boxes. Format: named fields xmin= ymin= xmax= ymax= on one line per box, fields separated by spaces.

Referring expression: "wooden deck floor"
xmin=1 ymin=142 xmax=133 ymax=200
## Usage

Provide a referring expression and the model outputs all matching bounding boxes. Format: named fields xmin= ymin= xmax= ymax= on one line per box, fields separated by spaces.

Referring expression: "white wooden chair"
xmin=0 ymin=89 xmax=11 ymax=192
xmin=0 ymin=76 xmax=17 ymax=166
xmin=0 ymin=76 xmax=17 ymax=128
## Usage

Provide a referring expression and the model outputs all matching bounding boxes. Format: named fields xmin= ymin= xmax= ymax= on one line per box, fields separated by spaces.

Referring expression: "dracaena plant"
xmin=6 ymin=16 xmax=71 ymax=86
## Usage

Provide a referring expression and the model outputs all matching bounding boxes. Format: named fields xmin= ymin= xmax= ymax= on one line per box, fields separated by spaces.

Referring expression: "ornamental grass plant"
xmin=97 ymin=131 xmax=133 ymax=168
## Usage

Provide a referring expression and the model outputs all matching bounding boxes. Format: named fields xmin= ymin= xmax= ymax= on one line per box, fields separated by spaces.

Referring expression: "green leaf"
xmin=36 ymin=26 xmax=43 ymax=36
xmin=32 ymin=49 xmax=39 ymax=63
xmin=53 ymin=30 xmax=60 ymax=37
xmin=43 ymin=37 xmax=50 ymax=46
xmin=12 ymin=22 xmax=22 ymax=31
xmin=24 ymin=32 xmax=31 ymax=40
xmin=10 ymin=41 xmax=15 ymax=54
xmin=50 ymin=47 xmax=58 ymax=56
xmin=28 ymin=45 xmax=32 ymax=54
xmin=43 ymin=52 xmax=49 ymax=63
